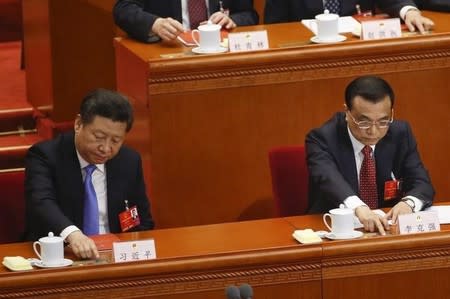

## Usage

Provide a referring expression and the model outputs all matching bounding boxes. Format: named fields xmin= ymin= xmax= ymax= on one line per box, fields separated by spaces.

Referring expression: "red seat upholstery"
xmin=0 ymin=168 xmax=25 ymax=243
xmin=268 ymin=146 xmax=308 ymax=217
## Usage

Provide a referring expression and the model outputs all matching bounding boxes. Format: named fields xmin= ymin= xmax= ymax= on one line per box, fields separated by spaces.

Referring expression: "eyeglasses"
xmin=347 ymin=111 xmax=393 ymax=130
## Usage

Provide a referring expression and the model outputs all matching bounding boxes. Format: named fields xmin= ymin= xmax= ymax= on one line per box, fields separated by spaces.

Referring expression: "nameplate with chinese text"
xmin=228 ymin=30 xmax=269 ymax=52
xmin=361 ymin=18 xmax=401 ymax=40
xmin=113 ymin=239 xmax=156 ymax=263
xmin=398 ymin=211 xmax=440 ymax=235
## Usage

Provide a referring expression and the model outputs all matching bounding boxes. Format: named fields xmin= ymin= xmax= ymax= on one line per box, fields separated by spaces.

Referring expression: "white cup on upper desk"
xmin=323 ymin=208 xmax=355 ymax=237
xmin=315 ymin=10 xmax=339 ymax=41
xmin=191 ymin=23 xmax=221 ymax=51
xmin=32 ymin=232 xmax=64 ymax=266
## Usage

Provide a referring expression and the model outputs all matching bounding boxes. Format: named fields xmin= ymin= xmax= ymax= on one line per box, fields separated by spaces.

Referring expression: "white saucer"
xmin=192 ymin=46 xmax=228 ymax=55
xmin=30 ymin=258 xmax=73 ymax=268
xmin=324 ymin=230 xmax=363 ymax=240
xmin=310 ymin=34 xmax=347 ymax=44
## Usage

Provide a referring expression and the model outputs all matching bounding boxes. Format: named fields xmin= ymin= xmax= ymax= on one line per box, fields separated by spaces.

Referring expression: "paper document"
xmin=301 ymin=16 xmax=360 ymax=35
xmin=426 ymin=205 xmax=450 ymax=224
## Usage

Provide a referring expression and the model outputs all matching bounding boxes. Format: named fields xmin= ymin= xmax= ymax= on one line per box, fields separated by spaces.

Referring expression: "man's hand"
xmin=405 ymin=9 xmax=434 ymax=34
xmin=66 ymin=231 xmax=99 ymax=259
xmin=152 ymin=17 xmax=184 ymax=41
xmin=208 ymin=12 xmax=236 ymax=30
xmin=385 ymin=201 xmax=414 ymax=224
xmin=355 ymin=205 xmax=389 ymax=235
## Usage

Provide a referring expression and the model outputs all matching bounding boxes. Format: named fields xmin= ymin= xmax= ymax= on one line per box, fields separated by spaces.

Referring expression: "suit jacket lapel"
xmin=336 ymin=114 xmax=359 ymax=193
xmin=375 ymin=130 xmax=396 ymax=200
xmin=61 ymin=132 xmax=84 ymax=228
xmin=208 ymin=0 xmax=218 ymax=15
xmin=105 ymin=152 xmax=124 ymax=232
xmin=172 ymin=0 xmax=182 ymax=23
xmin=309 ymin=1 xmax=325 ymax=14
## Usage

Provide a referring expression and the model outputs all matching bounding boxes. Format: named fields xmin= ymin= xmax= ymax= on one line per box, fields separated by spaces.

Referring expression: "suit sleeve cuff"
xmin=402 ymin=195 xmax=423 ymax=212
xmin=60 ymin=226 xmax=81 ymax=241
xmin=400 ymin=6 xmax=419 ymax=20
xmin=344 ymin=196 xmax=367 ymax=210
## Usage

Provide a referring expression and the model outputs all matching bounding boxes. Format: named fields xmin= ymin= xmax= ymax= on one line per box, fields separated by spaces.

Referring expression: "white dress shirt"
xmin=343 ymin=127 xmax=422 ymax=212
xmin=60 ymin=152 xmax=110 ymax=240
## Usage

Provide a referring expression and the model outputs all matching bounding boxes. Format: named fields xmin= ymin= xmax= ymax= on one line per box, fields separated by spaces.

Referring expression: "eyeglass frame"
xmin=346 ymin=109 xmax=394 ymax=130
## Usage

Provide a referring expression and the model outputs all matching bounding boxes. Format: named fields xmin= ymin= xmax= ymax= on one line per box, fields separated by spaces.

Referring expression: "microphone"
xmin=239 ymin=283 xmax=253 ymax=299
xmin=225 ymin=285 xmax=240 ymax=299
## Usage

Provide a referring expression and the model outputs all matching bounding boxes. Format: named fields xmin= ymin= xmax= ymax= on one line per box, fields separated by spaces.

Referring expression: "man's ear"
xmin=74 ymin=115 xmax=82 ymax=132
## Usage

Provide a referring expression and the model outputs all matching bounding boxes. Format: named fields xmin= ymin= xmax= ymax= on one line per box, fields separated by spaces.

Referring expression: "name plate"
xmin=361 ymin=18 xmax=401 ymax=40
xmin=228 ymin=30 xmax=269 ymax=52
xmin=113 ymin=239 xmax=156 ymax=263
xmin=398 ymin=211 xmax=440 ymax=235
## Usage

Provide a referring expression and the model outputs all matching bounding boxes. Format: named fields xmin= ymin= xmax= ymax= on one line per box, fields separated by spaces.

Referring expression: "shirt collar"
xmin=76 ymin=150 xmax=105 ymax=173
xmin=347 ymin=126 xmax=376 ymax=156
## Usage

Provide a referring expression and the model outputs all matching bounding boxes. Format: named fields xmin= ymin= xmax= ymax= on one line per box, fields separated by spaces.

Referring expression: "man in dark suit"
xmin=264 ymin=0 xmax=434 ymax=34
xmin=24 ymin=89 xmax=154 ymax=259
xmin=306 ymin=76 xmax=434 ymax=235
xmin=415 ymin=0 xmax=450 ymax=12
xmin=114 ymin=0 xmax=259 ymax=43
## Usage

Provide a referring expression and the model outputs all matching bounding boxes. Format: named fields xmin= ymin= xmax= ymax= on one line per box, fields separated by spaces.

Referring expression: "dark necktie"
xmin=83 ymin=164 xmax=99 ymax=235
xmin=324 ymin=0 xmax=341 ymax=14
xmin=188 ymin=0 xmax=207 ymax=30
xmin=359 ymin=146 xmax=378 ymax=209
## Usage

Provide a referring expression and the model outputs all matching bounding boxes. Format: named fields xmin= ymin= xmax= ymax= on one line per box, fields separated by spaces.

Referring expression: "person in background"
xmin=306 ymin=76 xmax=434 ymax=235
xmin=24 ymin=89 xmax=154 ymax=259
xmin=264 ymin=0 xmax=434 ymax=34
xmin=113 ymin=0 xmax=259 ymax=43
xmin=414 ymin=0 xmax=450 ymax=12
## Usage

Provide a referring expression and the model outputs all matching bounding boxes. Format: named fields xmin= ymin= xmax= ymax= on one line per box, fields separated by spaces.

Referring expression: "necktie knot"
xmin=362 ymin=145 xmax=372 ymax=158
xmin=85 ymin=164 xmax=96 ymax=176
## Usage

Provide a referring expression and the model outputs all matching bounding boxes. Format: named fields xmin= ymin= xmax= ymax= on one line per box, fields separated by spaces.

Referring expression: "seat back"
xmin=0 ymin=168 xmax=25 ymax=243
xmin=268 ymin=146 xmax=308 ymax=217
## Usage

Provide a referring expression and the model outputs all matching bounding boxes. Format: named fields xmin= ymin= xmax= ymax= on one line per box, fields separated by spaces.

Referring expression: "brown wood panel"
xmin=116 ymin=11 xmax=450 ymax=229
xmin=254 ymin=0 xmax=265 ymax=23
xmin=22 ymin=0 xmax=117 ymax=121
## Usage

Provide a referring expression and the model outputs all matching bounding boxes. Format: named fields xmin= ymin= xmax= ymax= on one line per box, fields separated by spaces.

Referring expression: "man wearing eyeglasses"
xmin=306 ymin=75 xmax=434 ymax=235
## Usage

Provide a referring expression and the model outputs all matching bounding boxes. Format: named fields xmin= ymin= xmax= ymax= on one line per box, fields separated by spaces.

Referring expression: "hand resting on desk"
xmin=66 ymin=231 xmax=100 ymax=260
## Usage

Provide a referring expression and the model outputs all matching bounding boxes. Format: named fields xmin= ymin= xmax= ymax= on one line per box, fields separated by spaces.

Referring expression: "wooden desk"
xmin=0 ymin=218 xmax=322 ymax=299
xmin=115 ymin=11 xmax=450 ymax=229
xmin=286 ymin=216 xmax=450 ymax=299
xmin=1 ymin=214 xmax=450 ymax=298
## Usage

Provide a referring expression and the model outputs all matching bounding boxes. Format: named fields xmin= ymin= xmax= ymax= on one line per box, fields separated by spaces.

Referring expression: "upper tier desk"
xmin=1 ymin=213 xmax=450 ymax=298
xmin=114 ymin=11 xmax=450 ymax=228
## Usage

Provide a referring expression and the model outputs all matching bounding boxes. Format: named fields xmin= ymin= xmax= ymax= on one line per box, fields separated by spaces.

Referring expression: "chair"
xmin=268 ymin=146 xmax=309 ymax=217
xmin=0 ymin=168 xmax=25 ymax=243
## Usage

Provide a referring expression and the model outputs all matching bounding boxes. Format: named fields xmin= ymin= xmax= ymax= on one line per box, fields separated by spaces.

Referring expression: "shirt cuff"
xmin=400 ymin=6 xmax=419 ymax=20
xmin=402 ymin=195 xmax=423 ymax=213
xmin=60 ymin=225 xmax=81 ymax=241
xmin=344 ymin=196 xmax=367 ymax=210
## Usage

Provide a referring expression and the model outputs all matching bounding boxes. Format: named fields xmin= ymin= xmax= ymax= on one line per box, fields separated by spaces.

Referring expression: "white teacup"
xmin=323 ymin=208 xmax=354 ymax=237
xmin=33 ymin=232 xmax=64 ymax=266
xmin=315 ymin=10 xmax=339 ymax=41
xmin=191 ymin=23 xmax=221 ymax=51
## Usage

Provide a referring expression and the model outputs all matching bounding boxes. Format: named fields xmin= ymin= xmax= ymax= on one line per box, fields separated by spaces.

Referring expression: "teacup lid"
xmin=39 ymin=232 xmax=63 ymax=243
xmin=198 ymin=22 xmax=221 ymax=31
xmin=316 ymin=9 xmax=339 ymax=21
